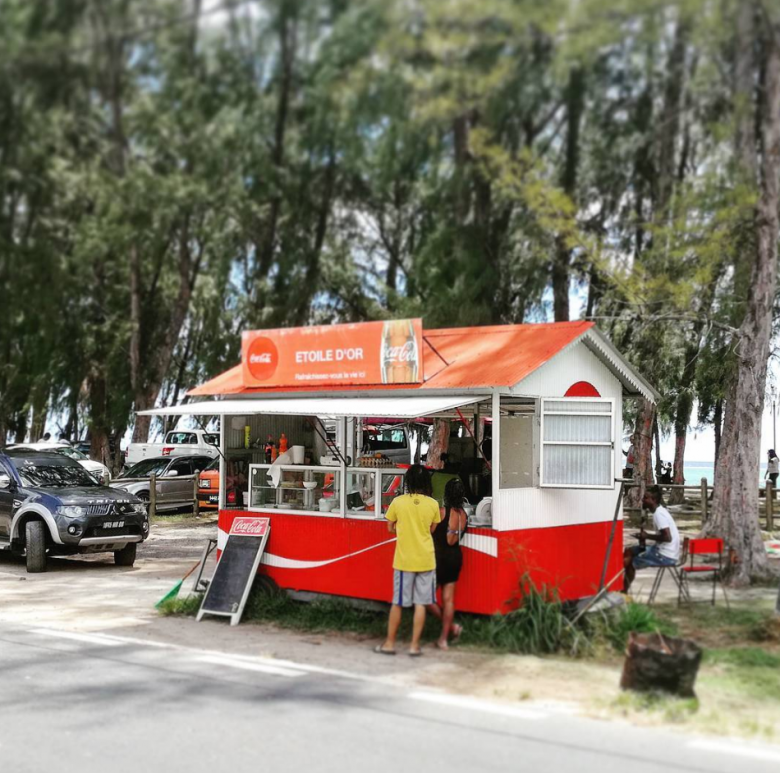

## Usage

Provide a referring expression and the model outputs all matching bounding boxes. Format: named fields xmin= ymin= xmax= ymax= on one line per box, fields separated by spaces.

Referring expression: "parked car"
xmin=125 ymin=428 xmax=220 ymax=467
xmin=197 ymin=456 xmax=251 ymax=510
xmin=198 ymin=458 xmax=220 ymax=510
xmin=74 ymin=440 xmax=93 ymax=456
xmin=8 ymin=442 xmax=111 ymax=485
xmin=111 ymin=455 xmax=212 ymax=512
xmin=0 ymin=449 xmax=148 ymax=573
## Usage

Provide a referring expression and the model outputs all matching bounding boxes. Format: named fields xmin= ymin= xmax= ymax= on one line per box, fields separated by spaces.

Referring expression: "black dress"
xmin=433 ymin=506 xmax=467 ymax=586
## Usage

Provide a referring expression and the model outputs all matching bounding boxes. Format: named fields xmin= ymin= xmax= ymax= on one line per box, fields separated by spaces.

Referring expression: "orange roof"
xmin=189 ymin=321 xmax=594 ymax=397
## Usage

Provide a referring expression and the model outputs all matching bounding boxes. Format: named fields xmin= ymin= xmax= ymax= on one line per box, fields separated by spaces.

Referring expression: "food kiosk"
xmin=142 ymin=319 xmax=658 ymax=614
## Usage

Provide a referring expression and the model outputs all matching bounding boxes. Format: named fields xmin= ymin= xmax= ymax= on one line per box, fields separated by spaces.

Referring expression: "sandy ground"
xmin=1 ymin=516 xmax=778 ymax=740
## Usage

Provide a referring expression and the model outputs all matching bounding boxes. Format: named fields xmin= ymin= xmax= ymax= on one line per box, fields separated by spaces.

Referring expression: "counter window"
xmin=249 ymin=465 xmax=341 ymax=514
xmin=540 ymin=398 xmax=614 ymax=488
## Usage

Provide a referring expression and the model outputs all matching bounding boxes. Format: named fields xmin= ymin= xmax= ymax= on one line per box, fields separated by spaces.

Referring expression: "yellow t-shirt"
xmin=386 ymin=493 xmax=441 ymax=572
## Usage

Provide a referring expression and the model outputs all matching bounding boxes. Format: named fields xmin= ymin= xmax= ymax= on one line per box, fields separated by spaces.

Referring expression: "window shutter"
xmin=540 ymin=398 xmax=614 ymax=488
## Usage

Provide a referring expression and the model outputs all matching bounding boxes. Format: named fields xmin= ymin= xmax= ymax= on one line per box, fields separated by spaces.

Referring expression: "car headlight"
xmin=57 ymin=506 xmax=87 ymax=518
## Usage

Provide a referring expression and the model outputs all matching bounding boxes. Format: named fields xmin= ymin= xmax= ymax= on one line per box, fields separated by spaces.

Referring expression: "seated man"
xmin=623 ymin=485 xmax=681 ymax=593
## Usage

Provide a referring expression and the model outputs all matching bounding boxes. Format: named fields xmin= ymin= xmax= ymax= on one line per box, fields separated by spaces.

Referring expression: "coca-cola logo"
xmin=246 ymin=336 xmax=279 ymax=381
xmin=384 ymin=341 xmax=417 ymax=364
xmin=230 ymin=517 xmax=269 ymax=537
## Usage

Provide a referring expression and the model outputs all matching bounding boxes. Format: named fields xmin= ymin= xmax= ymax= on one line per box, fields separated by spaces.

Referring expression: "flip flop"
xmin=408 ymin=649 xmax=423 ymax=657
xmin=434 ymin=641 xmax=449 ymax=651
xmin=374 ymin=645 xmax=396 ymax=656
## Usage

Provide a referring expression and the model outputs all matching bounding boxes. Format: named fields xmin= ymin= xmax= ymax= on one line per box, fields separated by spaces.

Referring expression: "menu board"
xmin=197 ymin=517 xmax=270 ymax=626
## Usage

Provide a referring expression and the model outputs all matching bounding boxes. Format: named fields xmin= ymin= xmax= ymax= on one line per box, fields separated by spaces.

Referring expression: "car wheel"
xmin=25 ymin=520 xmax=47 ymax=573
xmin=114 ymin=542 xmax=137 ymax=567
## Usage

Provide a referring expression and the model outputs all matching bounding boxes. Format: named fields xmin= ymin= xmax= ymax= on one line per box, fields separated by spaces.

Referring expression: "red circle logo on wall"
xmin=246 ymin=336 xmax=279 ymax=382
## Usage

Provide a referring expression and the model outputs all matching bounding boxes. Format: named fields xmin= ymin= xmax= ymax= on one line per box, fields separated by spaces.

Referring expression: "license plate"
xmin=208 ymin=495 xmax=218 ymax=504
xmin=103 ymin=520 xmax=125 ymax=530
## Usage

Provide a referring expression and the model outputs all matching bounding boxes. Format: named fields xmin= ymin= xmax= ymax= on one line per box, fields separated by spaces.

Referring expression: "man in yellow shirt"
xmin=375 ymin=465 xmax=441 ymax=656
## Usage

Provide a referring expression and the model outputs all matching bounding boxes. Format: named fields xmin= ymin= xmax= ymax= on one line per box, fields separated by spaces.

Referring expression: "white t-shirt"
xmin=653 ymin=505 xmax=680 ymax=561
xmin=768 ymin=457 xmax=779 ymax=475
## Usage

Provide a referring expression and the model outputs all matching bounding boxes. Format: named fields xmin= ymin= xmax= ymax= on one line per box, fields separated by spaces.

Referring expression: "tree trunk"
xmin=656 ymin=21 xmax=689 ymax=217
xmin=653 ymin=415 xmax=662 ymax=480
xmin=131 ymin=220 xmax=198 ymax=443
xmin=552 ymin=68 xmax=585 ymax=322
xmin=13 ymin=413 xmax=28 ymax=444
xmin=706 ymin=21 xmax=779 ymax=584
xmin=670 ymin=385 xmax=694 ymax=505
xmin=426 ymin=419 xmax=450 ymax=469
xmin=626 ymin=399 xmax=656 ymax=509
xmin=30 ymin=399 xmax=48 ymax=442
xmin=255 ymin=0 xmax=297 ymax=299
xmin=713 ymin=398 xmax=723 ymax=469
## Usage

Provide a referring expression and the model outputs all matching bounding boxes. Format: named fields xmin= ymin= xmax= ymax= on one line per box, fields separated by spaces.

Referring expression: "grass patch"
xmin=157 ymin=593 xmax=204 ymax=617
xmin=242 ymin=588 xmax=387 ymax=635
xmin=612 ymin=690 xmax=700 ymax=723
xmin=700 ymin=646 xmax=780 ymax=704
xmin=705 ymin=647 xmax=780 ymax=669
xmin=651 ymin=602 xmax=780 ymax=649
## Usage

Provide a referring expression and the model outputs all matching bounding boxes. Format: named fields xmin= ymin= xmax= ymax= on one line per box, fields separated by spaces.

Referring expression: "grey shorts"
xmin=393 ymin=569 xmax=436 ymax=608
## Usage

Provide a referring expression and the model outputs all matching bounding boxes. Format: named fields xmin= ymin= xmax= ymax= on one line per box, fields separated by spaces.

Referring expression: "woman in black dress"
xmin=427 ymin=478 xmax=468 ymax=650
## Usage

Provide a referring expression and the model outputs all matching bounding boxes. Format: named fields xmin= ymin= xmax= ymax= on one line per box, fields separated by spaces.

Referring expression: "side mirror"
xmin=0 ymin=472 xmax=12 ymax=490
xmin=164 ymin=469 xmax=179 ymax=478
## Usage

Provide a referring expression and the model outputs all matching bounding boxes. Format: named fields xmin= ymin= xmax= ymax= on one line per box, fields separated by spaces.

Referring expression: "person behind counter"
xmin=623 ymin=485 xmax=680 ymax=593
xmin=427 ymin=477 xmax=468 ymax=649
xmin=375 ymin=464 xmax=441 ymax=657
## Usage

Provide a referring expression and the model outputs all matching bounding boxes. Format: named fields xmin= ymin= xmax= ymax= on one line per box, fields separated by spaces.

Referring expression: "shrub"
xmin=587 ymin=602 xmax=678 ymax=653
xmin=465 ymin=579 xmax=584 ymax=656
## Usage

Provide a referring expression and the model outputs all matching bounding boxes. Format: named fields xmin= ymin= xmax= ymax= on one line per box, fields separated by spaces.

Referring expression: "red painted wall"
xmin=218 ymin=510 xmax=622 ymax=615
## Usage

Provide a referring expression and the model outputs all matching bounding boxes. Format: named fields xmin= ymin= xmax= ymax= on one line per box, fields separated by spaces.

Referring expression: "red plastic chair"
xmin=679 ymin=537 xmax=729 ymax=608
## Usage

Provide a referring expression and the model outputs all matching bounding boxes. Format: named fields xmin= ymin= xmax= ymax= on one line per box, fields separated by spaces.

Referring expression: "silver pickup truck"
xmin=111 ymin=455 xmax=213 ymax=512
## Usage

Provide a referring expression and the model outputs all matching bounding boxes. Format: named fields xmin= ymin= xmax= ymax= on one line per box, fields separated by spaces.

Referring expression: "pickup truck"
xmin=125 ymin=429 xmax=219 ymax=468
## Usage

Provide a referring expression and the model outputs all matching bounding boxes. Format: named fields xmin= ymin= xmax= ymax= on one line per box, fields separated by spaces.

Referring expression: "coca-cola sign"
xmin=230 ymin=517 xmax=270 ymax=537
xmin=383 ymin=341 xmax=416 ymax=363
xmin=242 ymin=319 xmax=423 ymax=388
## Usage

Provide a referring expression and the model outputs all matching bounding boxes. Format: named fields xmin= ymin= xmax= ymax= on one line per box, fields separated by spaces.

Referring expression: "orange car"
xmin=198 ymin=460 xmax=220 ymax=510
xmin=198 ymin=458 xmax=250 ymax=509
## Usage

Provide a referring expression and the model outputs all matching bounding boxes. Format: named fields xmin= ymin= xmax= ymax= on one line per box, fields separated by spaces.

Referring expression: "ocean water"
xmin=678 ymin=462 xmax=769 ymax=487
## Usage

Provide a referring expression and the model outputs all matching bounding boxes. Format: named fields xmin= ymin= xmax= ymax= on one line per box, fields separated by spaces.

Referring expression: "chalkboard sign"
xmin=197 ymin=517 xmax=270 ymax=626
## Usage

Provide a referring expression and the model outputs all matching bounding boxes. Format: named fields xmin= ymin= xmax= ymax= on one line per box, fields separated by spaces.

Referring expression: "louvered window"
xmin=540 ymin=398 xmax=615 ymax=488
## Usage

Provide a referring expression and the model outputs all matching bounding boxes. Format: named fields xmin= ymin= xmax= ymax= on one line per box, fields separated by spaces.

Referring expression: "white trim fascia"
xmin=581 ymin=329 xmax=660 ymax=402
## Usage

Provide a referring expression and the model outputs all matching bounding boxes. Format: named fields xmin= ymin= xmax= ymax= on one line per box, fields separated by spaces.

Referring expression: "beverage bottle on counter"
xmin=279 ymin=433 xmax=288 ymax=454
xmin=264 ymin=436 xmax=274 ymax=464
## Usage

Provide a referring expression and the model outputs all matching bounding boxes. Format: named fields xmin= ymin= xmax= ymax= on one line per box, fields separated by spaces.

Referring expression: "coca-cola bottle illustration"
xmin=381 ymin=320 xmax=420 ymax=383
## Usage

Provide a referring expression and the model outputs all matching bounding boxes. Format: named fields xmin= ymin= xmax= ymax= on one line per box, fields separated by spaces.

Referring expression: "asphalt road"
xmin=1 ymin=622 xmax=778 ymax=773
